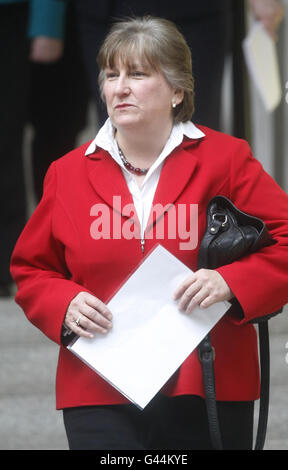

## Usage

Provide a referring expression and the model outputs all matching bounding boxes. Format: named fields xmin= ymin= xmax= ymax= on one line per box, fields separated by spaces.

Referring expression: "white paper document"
xmin=68 ymin=244 xmax=230 ymax=409
xmin=243 ymin=22 xmax=282 ymax=112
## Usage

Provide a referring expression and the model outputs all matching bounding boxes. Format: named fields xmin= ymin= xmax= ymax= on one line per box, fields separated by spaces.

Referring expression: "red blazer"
xmin=10 ymin=126 xmax=288 ymax=409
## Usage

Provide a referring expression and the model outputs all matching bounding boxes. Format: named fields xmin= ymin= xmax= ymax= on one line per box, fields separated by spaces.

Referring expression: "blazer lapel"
xmin=86 ymin=150 xmax=138 ymax=220
xmin=146 ymin=141 xmax=200 ymax=230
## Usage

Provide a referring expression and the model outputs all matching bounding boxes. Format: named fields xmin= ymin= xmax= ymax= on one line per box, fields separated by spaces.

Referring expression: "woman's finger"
xmin=84 ymin=293 xmax=113 ymax=320
xmin=64 ymin=291 xmax=113 ymax=338
xmin=80 ymin=304 xmax=113 ymax=330
xmin=177 ymin=280 xmax=202 ymax=311
xmin=173 ymin=273 xmax=196 ymax=300
xmin=76 ymin=313 xmax=111 ymax=335
xmin=65 ymin=314 xmax=95 ymax=339
xmin=185 ymin=287 xmax=210 ymax=315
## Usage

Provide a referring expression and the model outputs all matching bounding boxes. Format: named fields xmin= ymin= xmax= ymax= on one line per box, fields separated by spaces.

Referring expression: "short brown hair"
xmin=97 ymin=16 xmax=195 ymax=123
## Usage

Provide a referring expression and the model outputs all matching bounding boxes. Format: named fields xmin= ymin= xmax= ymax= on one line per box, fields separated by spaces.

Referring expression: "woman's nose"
xmin=115 ymin=74 xmax=131 ymax=96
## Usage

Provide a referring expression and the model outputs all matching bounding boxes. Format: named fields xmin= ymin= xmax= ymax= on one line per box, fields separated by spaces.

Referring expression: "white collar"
xmin=85 ymin=118 xmax=205 ymax=159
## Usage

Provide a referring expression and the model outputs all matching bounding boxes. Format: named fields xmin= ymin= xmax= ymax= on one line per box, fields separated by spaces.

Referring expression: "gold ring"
xmin=75 ymin=316 xmax=81 ymax=327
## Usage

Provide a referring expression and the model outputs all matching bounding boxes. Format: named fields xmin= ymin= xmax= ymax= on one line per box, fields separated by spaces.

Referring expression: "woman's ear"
xmin=173 ymin=89 xmax=184 ymax=107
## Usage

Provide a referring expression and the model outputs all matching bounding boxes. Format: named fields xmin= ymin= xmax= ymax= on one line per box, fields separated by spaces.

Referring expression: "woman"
xmin=10 ymin=16 xmax=288 ymax=450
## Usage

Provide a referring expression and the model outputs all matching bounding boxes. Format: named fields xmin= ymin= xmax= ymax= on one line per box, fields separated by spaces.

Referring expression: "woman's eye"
xmin=131 ymin=71 xmax=146 ymax=77
xmin=106 ymin=72 xmax=118 ymax=80
xmin=105 ymin=70 xmax=147 ymax=80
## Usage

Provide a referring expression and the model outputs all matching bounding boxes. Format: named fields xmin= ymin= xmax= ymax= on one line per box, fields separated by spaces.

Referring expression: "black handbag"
xmin=197 ymin=195 xmax=282 ymax=450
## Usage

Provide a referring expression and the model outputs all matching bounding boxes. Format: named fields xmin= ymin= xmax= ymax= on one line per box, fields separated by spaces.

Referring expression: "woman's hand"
xmin=64 ymin=292 xmax=113 ymax=339
xmin=173 ymin=269 xmax=233 ymax=315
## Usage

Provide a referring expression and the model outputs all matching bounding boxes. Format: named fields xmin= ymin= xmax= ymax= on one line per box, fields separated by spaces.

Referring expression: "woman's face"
xmin=103 ymin=57 xmax=182 ymax=132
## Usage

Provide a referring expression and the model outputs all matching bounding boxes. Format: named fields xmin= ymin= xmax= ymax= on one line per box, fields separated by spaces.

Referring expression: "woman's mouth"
xmin=115 ymin=103 xmax=133 ymax=109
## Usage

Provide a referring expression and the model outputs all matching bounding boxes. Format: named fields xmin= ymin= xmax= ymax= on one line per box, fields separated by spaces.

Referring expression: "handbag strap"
xmin=198 ymin=334 xmax=223 ymax=450
xmin=254 ymin=321 xmax=270 ymax=450
xmin=198 ymin=323 xmax=270 ymax=450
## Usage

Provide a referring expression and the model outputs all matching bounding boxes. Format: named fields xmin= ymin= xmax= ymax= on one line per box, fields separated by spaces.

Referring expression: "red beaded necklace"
xmin=117 ymin=145 xmax=149 ymax=175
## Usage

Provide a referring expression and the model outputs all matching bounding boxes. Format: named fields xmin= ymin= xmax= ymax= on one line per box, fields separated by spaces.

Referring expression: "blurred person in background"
xmin=29 ymin=1 xmax=90 ymax=202
xmin=0 ymin=0 xmax=66 ymax=296
xmin=0 ymin=0 xmax=89 ymax=296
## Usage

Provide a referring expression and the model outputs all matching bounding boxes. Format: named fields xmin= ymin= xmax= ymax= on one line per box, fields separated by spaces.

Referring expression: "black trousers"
xmin=63 ymin=394 xmax=254 ymax=450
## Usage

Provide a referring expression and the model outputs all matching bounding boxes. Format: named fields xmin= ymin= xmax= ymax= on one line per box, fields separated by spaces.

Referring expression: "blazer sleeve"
xmin=10 ymin=162 xmax=92 ymax=345
xmin=216 ymin=139 xmax=288 ymax=324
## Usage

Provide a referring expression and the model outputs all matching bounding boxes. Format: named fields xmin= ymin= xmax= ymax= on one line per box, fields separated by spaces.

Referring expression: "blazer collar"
xmin=85 ymin=118 xmax=205 ymax=160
